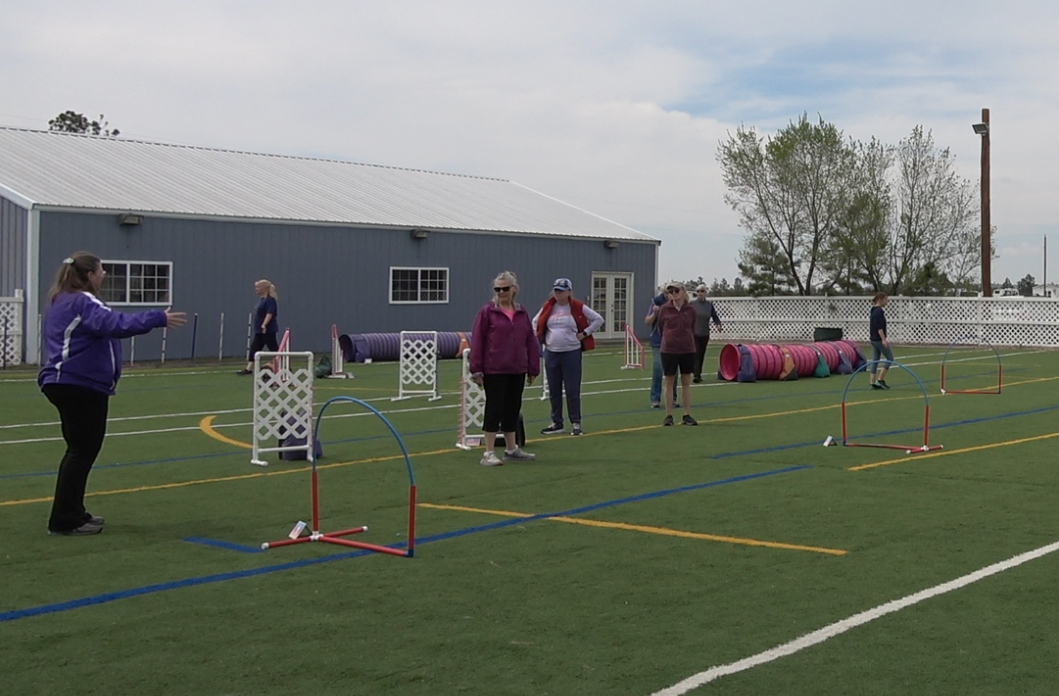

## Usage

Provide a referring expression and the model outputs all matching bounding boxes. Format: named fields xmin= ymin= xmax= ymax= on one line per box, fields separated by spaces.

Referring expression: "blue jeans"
xmin=545 ymin=349 xmax=583 ymax=425
xmin=869 ymin=340 xmax=894 ymax=374
xmin=650 ymin=345 xmax=677 ymax=405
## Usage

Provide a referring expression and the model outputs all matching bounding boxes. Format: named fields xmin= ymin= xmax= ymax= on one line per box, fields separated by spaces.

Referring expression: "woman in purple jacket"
xmin=38 ymin=252 xmax=186 ymax=536
xmin=469 ymin=271 xmax=540 ymax=467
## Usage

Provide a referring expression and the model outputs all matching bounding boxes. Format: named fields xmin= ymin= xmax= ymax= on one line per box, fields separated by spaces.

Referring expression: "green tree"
xmin=905 ymin=261 xmax=951 ymax=296
xmin=1017 ymin=274 xmax=1036 ymax=297
xmin=1000 ymin=277 xmax=1013 ymax=289
xmin=737 ymin=233 xmax=797 ymax=296
xmin=48 ymin=110 xmax=120 ymax=136
xmin=718 ymin=114 xmax=855 ymax=295
xmin=731 ymin=277 xmax=746 ymax=296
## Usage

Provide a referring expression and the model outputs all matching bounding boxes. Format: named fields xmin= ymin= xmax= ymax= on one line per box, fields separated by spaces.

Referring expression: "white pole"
xmin=36 ymin=313 xmax=42 ymax=365
xmin=130 ymin=335 xmax=136 ymax=366
xmin=245 ymin=312 xmax=253 ymax=360
xmin=160 ymin=327 xmax=168 ymax=364
xmin=218 ymin=312 xmax=225 ymax=361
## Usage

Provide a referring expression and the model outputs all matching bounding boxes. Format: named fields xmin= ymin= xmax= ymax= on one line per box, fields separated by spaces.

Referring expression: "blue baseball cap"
xmin=553 ymin=278 xmax=573 ymax=291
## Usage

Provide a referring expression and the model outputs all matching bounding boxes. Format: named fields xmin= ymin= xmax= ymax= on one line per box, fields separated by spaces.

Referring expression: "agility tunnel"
xmin=718 ymin=340 xmax=866 ymax=382
xmin=338 ymin=331 xmax=471 ymax=363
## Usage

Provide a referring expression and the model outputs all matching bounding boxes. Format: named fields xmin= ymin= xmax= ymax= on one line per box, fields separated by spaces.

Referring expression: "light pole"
xmin=972 ymin=109 xmax=991 ymax=297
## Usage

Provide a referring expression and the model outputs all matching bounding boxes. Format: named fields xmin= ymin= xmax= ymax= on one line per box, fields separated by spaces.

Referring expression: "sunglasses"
xmin=494 ymin=286 xmax=512 ymax=292
xmin=666 ymin=287 xmax=682 ymax=294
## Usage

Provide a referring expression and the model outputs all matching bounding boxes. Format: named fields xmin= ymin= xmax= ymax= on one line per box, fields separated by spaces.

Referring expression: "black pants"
xmin=42 ymin=384 xmax=110 ymax=532
xmin=482 ymin=374 xmax=526 ymax=434
xmin=694 ymin=334 xmax=711 ymax=379
xmin=247 ymin=332 xmax=279 ymax=361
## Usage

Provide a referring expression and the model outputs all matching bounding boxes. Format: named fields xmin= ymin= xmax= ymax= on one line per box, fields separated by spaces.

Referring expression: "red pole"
xmin=407 ymin=485 xmax=417 ymax=557
xmin=924 ymin=404 xmax=931 ymax=449
xmin=998 ymin=363 xmax=1003 ymax=393
xmin=841 ymin=401 xmax=848 ymax=444
xmin=980 ymin=108 xmax=992 ymax=297
xmin=311 ymin=468 xmax=320 ymax=532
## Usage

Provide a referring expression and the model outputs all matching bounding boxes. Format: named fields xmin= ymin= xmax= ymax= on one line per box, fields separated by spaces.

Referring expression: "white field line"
xmin=0 ymin=349 xmax=1040 ymax=445
xmin=0 ymin=375 xmax=657 ymax=432
xmin=0 ymin=381 xmax=735 ymax=446
xmin=649 ymin=538 xmax=1059 ymax=695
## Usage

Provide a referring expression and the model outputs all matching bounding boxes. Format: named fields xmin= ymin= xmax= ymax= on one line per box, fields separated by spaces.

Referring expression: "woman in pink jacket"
xmin=470 ymin=271 xmax=541 ymax=467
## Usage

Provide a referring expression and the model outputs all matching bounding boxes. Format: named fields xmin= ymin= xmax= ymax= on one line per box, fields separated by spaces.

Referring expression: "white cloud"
xmin=2 ymin=0 xmax=1058 ymax=288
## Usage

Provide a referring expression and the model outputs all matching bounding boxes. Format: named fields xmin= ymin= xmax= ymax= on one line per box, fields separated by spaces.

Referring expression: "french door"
xmin=590 ymin=272 xmax=634 ymax=340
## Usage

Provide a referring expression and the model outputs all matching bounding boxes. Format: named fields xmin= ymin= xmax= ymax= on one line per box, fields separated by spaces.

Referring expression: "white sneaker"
xmin=503 ymin=447 xmax=536 ymax=462
xmin=479 ymin=451 xmax=503 ymax=467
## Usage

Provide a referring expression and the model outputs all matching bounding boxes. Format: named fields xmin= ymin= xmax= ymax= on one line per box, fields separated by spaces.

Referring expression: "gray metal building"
xmin=0 ymin=127 xmax=659 ymax=364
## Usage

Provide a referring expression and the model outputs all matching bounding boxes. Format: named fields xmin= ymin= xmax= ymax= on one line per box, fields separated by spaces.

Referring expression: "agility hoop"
xmin=940 ymin=341 xmax=1002 ymax=395
xmin=840 ymin=362 xmax=943 ymax=454
xmin=262 ymin=396 xmax=416 ymax=558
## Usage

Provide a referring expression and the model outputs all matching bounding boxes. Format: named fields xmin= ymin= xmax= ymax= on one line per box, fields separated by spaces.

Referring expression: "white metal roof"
xmin=0 ymin=127 xmax=656 ymax=242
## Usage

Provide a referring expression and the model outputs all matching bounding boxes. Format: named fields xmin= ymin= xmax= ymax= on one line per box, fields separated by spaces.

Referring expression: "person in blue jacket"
xmin=38 ymin=252 xmax=186 ymax=536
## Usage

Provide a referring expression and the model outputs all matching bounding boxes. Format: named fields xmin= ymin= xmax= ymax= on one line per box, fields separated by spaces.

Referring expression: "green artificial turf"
xmin=1 ymin=344 xmax=1058 ymax=695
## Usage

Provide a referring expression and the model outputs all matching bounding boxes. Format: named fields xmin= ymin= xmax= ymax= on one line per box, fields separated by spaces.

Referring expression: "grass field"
xmin=2 ymin=343 xmax=1058 ymax=695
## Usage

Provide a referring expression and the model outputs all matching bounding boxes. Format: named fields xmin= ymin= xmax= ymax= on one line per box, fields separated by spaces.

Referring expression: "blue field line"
xmin=0 ymin=465 xmax=808 ymax=624
xmin=0 ymin=367 xmax=1024 ymax=481
xmin=183 ymin=537 xmax=265 ymax=554
xmin=709 ymin=402 xmax=1059 ymax=460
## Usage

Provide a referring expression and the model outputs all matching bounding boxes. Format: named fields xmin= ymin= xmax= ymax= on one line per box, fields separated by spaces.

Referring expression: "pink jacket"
xmin=470 ymin=302 xmax=541 ymax=377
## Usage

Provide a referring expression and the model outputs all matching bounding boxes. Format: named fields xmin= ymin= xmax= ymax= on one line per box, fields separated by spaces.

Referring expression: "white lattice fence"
xmin=0 ymin=292 xmax=24 ymax=367
xmin=710 ymin=296 xmax=1059 ymax=347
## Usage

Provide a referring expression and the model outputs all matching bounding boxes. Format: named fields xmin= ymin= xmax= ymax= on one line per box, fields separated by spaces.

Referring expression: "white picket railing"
xmin=0 ymin=290 xmax=24 ymax=366
xmin=709 ymin=296 xmax=1059 ymax=347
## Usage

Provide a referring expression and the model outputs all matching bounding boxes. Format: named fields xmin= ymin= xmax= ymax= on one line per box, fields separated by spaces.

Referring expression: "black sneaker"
xmin=571 ymin=424 xmax=583 ymax=436
xmin=651 ymin=402 xmax=661 ymax=409
xmin=236 ymin=369 xmax=252 ymax=375
xmin=540 ymin=423 xmax=564 ymax=435
xmin=682 ymin=414 xmax=698 ymax=426
xmin=84 ymin=513 xmax=105 ymax=525
xmin=870 ymin=383 xmax=883 ymax=390
xmin=663 ymin=415 xmax=674 ymax=427
xmin=878 ymin=380 xmax=891 ymax=390
xmin=48 ymin=522 xmax=103 ymax=536
xmin=693 ymin=376 xmax=703 ymax=384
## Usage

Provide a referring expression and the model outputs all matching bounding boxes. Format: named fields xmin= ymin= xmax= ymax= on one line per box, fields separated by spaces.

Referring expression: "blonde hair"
xmin=256 ymin=279 xmax=278 ymax=299
xmin=48 ymin=251 xmax=101 ymax=302
xmin=492 ymin=271 xmax=519 ymax=304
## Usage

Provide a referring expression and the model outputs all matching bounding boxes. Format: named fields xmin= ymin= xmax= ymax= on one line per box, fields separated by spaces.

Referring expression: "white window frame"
xmin=389 ymin=266 xmax=449 ymax=305
xmin=100 ymin=259 xmax=174 ymax=306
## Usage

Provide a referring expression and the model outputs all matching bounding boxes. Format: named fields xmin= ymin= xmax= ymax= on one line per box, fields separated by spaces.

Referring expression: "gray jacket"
xmin=690 ymin=298 xmax=721 ymax=336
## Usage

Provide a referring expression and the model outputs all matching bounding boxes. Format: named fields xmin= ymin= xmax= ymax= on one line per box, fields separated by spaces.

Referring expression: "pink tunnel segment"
xmin=717 ymin=340 xmax=865 ymax=381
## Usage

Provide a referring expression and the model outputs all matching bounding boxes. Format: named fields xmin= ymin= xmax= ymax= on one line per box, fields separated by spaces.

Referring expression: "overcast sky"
xmin=2 ymin=1 xmax=1057 ymax=287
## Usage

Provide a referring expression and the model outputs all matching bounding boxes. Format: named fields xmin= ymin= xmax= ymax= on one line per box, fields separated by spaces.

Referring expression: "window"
xmin=390 ymin=267 xmax=449 ymax=304
xmin=99 ymin=261 xmax=172 ymax=305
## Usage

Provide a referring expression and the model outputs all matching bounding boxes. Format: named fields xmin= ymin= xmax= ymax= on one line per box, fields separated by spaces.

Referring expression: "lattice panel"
xmin=463 ymin=373 xmax=486 ymax=429
xmin=252 ymin=353 xmax=315 ymax=466
xmin=395 ymin=332 xmax=439 ymax=400
xmin=712 ymin=296 xmax=1059 ymax=347
xmin=0 ymin=297 xmax=23 ymax=366
xmin=254 ymin=368 xmax=314 ymax=441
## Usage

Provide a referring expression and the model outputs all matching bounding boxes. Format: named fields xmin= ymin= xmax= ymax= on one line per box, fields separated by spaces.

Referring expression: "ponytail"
xmin=47 ymin=251 xmax=101 ymax=303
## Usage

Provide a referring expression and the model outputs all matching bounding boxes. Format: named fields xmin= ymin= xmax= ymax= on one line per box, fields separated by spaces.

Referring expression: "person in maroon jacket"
xmin=656 ymin=281 xmax=698 ymax=426
xmin=470 ymin=271 xmax=541 ymax=466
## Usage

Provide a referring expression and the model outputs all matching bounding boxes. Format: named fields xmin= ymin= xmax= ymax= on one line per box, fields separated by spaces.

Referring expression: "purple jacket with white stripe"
xmin=38 ymin=292 xmax=167 ymax=395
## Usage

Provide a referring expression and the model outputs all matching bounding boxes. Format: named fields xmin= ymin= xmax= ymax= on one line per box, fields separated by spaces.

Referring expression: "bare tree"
xmin=718 ymin=114 xmax=854 ymax=295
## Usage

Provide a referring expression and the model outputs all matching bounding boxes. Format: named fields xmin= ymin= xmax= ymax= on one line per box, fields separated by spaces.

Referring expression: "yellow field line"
xmin=418 ymin=502 xmax=847 ymax=555
xmin=5 ymin=373 xmax=1053 ymax=508
xmin=199 ymin=416 xmax=252 ymax=449
xmin=0 ymin=446 xmax=456 ymax=508
xmin=848 ymin=430 xmax=1059 ymax=471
